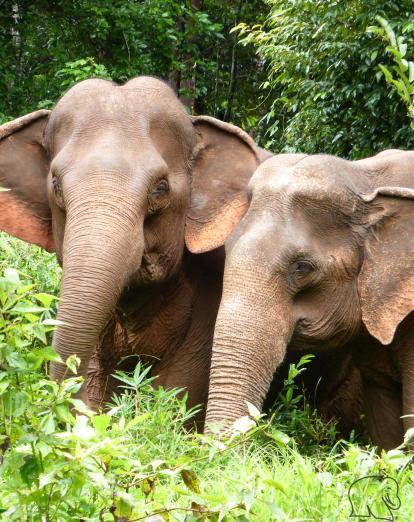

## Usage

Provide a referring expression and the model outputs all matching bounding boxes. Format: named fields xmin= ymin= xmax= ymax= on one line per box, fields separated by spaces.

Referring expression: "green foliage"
xmin=1 ymin=2 xmax=414 ymax=149
xmin=235 ymin=0 xmax=414 ymax=157
xmin=54 ymin=58 xmax=112 ymax=93
xmin=268 ymin=355 xmax=341 ymax=451
xmin=369 ymin=16 xmax=414 ymax=125
xmin=0 ymin=233 xmax=61 ymax=295
xmin=1 ymin=238 xmax=414 ymax=520
xmin=0 ymin=0 xmax=267 ymax=128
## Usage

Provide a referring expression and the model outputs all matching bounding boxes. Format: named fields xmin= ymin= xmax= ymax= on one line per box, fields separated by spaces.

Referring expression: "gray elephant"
xmin=205 ymin=151 xmax=414 ymax=449
xmin=0 ymin=77 xmax=269 ymax=414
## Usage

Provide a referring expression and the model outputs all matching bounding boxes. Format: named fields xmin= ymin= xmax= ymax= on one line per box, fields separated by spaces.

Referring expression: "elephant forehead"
xmin=46 ymin=91 xmax=194 ymax=159
xmin=51 ymin=78 xmax=187 ymax=130
xmin=253 ymin=153 xmax=355 ymax=185
xmin=250 ymin=160 xmax=359 ymax=211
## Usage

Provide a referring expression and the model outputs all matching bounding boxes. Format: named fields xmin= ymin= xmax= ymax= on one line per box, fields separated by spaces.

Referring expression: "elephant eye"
xmin=52 ymin=175 xmax=64 ymax=208
xmin=148 ymin=178 xmax=170 ymax=213
xmin=294 ymin=260 xmax=314 ymax=274
xmin=150 ymin=179 xmax=169 ymax=197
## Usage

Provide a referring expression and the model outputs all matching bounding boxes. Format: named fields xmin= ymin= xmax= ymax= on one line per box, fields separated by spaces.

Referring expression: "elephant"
xmin=205 ymin=150 xmax=414 ymax=449
xmin=0 ymin=76 xmax=270 ymax=416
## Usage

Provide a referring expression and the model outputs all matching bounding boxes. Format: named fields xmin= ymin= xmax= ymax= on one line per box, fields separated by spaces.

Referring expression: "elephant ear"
xmin=358 ymin=185 xmax=414 ymax=345
xmin=185 ymin=116 xmax=271 ymax=254
xmin=0 ymin=110 xmax=54 ymax=251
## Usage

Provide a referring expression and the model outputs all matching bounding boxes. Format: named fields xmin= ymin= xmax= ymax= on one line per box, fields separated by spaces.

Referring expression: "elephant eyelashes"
xmin=52 ymin=175 xmax=64 ymax=208
xmin=148 ymin=179 xmax=170 ymax=213
xmin=151 ymin=179 xmax=169 ymax=196
xmin=289 ymin=260 xmax=318 ymax=290
xmin=293 ymin=260 xmax=314 ymax=274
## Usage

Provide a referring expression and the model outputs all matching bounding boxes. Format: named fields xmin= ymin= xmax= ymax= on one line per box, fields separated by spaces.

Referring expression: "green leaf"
xmin=264 ymin=478 xmax=287 ymax=495
xmin=31 ymin=346 xmax=62 ymax=363
xmin=20 ymin=456 xmax=40 ymax=485
xmin=92 ymin=414 xmax=111 ymax=433
xmin=264 ymin=429 xmax=290 ymax=446
xmin=399 ymin=42 xmax=408 ymax=58
xmin=32 ymin=325 xmax=47 ymax=344
xmin=181 ymin=469 xmax=201 ymax=494
xmin=11 ymin=303 xmax=47 ymax=314
xmin=231 ymin=416 xmax=256 ymax=435
xmin=55 ymin=403 xmax=75 ymax=424
xmin=140 ymin=477 xmax=155 ymax=497
xmin=409 ymin=62 xmax=414 ymax=83
xmin=69 ymin=398 xmax=93 ymax=416
xmin=34 ymin=293 xmax=58 ymax=308
xmin=114 ymin=492 xmax=135 ymax=517
xmin=66 ymin=354 xmax=80 ymax=374
xmin=125 ymin=412 xmax=151 ymax=429
xmin=12 ymin=391 xmax=29 ymax=417
xmin=0 ymin=380 xmax=9 ymax=394
xmin=4 ymin=268 xmax=19 ymax=283
xmin=41 ymin=319 xmax=66 ymax=327
xmin=40 ymin=412 xmax=56 ymax=434
xmin=246 ymin=401 xmax=262 ymax=420
xmin=376 ymin=15 xmax=397 ymax=47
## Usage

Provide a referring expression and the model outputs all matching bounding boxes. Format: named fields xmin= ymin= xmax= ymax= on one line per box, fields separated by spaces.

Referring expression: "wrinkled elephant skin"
xmin=206 ymin=150 xmax=414 ymax=449
xmin=0 ymin=77 xmax=269 ymax=420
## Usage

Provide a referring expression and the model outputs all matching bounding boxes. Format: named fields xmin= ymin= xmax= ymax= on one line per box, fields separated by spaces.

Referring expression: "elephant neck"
xmin=104 ymin=249 xmax=222 ymax=363
xmin=116 ymin=271 xmax=185 ymax=330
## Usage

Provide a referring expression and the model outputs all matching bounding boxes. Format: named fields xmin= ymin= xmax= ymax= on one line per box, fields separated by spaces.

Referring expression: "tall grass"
xmin=0 ymin=232 xmax=413 ymax=521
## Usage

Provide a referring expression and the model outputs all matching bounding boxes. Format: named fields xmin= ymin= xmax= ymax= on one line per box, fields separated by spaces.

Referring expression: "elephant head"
xmin=205 ymin=150 xmax=414 ymax=429
xmin=0 ymin=77 xmax=267 ymax=402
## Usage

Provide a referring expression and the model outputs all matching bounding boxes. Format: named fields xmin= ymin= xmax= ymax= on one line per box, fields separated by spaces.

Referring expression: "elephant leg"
xmin=363 ymin=380 xmax=404 ymax=450
xmin=86 ymin=339 xmax=127 ymax=410
xmin=153 ymin=266 xmax=220 ymax=430
xmin=86 ymin=319 xmax=131 ymax=410
xmin=319 ymin=365 xmax=364 ymax=438
xmin=153 ymin=339 xmax=211 ymax=430
xmin=390 ymin=320 xmax=414 ymax=447
xmin=86 ymin=350 xmax=114 ymax=410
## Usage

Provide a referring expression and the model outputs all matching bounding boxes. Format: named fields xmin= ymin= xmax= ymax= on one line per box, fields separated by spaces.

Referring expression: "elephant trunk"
xmin=205 ymin=261 xmax=292 ymax=431
xmin=50 ymin=194 xmax=142 ymax=402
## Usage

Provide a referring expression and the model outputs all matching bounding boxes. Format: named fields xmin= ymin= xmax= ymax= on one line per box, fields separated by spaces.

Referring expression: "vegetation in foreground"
xmin=1 ymin=3 xmax=414 ymax=520
xmin=0 ymin=232 xmax=413 ymax=521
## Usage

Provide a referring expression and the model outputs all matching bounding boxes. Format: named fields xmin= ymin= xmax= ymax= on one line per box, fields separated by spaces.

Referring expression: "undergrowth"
xmin=0 ymin=232 xmax=413 ymax=521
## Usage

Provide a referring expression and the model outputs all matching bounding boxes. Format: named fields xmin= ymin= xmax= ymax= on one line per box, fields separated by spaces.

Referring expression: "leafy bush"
xmin=0 ymin=234 xmax=61 ymax=296
xmin=369 ymin=16 xmax=414 ymax=124
xmin=267 ymin=355 xmax=341 ymax=452
xmin=1 ymin=237 xmax=414 ymax=520
xmin=0 ymin=1 xmax=268 ymax=128
xmin=235 ymin=0 xmax=414 ymax=158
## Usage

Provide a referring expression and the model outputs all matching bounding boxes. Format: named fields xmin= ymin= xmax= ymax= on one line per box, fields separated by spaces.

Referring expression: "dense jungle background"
xmin=1 ymin=1 xmax=414 ymax=520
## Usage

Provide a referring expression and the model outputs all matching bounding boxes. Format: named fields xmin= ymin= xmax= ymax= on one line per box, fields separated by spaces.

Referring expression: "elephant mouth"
xmin=141 ymin=252 xmax=172 ymax=283
xmin=292 ymin=322 xmax=355 ymax=352
xmin=120 ymin=250 xmax=176 ymax=289
xmin=115 ymin=253 xmax=180 ymax=328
